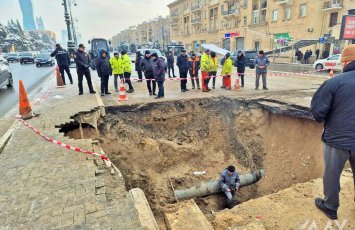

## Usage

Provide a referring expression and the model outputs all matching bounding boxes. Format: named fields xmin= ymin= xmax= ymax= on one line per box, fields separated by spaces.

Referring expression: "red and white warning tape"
xmin=16 ymin=118 xmax=110 ymax=163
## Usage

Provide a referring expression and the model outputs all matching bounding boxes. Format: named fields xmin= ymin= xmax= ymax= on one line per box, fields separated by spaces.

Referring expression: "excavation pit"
xmin=62 ymin=97 xmax=325 ymax=229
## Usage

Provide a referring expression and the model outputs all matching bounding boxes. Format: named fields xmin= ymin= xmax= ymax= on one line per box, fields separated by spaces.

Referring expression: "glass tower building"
xmin=19 ymin=0 xmax=37 ymax=31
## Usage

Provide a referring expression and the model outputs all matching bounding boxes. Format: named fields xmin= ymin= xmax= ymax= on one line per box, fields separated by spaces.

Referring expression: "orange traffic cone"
xmin=118 ymin=80 xmax=128 ymax=101
xmin=17 ymin=80 xmax=37 ymax=119
xmin=56 ymin=66 xmax=65 ymax=88
xmin=234 ymin=76 xmax=241 ymax=90
xmin=329 ymin=68 xmax=334 ymax=78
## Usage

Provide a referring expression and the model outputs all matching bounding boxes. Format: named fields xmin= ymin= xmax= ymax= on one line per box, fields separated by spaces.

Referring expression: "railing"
xmin=222 ymin=8 xmax=240 ymax=17
xmin=191 ymin=18 xmax=202 ymax=24
xmin=323 ymin=0 xmax=343 ymax=10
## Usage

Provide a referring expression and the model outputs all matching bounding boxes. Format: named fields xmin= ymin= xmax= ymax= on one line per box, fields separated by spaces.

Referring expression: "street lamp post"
xmin=62 ymin=0 xmax=75 ymax=62
xmin=68 ymin=0 xmax=77 ymax=46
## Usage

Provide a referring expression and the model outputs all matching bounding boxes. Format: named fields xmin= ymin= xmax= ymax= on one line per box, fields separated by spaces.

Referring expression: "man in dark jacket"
xmin=234 ymin=51 xmax=247 ymax=87
xmin=167 ymin=51 xmax=176 ymax=78
xmin=177 ymin=49 xmax=189 ymax=92
xmin=304 ymin=50 xmax=311 ymax=64
xmin=254 ymin=50 xmax=270 ymax=90
xmin=51 ymin=44 xmax=73 ymax=85
xmin=74 ymin=44 xmax=96 ymax=95
xmin=316 ymin=49 xmax=320 ymax=60
xmin=219 ymin=165 xmax=240 ymax=209
xmin=151 ymin=53 xmax=165 ymax=99
xmin=140 ymin=50 xmax=156 ymax=96
xmin=96 ymin=50 xmax=112 ymax=96
xmin=188 ymin=53 xmax=200 ymax=89
xmin=310 ymin=45 xmax=355 ymax=220
xmin=135 ymin=51 xmax=143 ymax=82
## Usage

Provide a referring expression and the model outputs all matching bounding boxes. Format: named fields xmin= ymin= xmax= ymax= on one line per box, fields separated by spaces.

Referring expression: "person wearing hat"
xmin=177 ymin=49 xmax=190 ymax=92
xmin=167 ymin=51 xmax=177 ymax=78
xmin=135 ymin=51 xmax=143 ymax=82
xmin=221 ymin=52 xmax=233 ymax=90
xmin=209 ymin=51 xmax=218 ymax=89
xmin=96 ymin=50 xmax=112 ymax=96
xmin=201 ymin=49 xmax=211 ymax=92
xmin=151 ymin=53 xmax=165 ymax=99
xmin=109 ymin=52 xmax=123 ymax=92
xmin=74 ymin=44 xmax=96 ymax=95
xmin=51 ymin=44 xmax=73 ymax=85
xmin=219 ymin=165 xmax=240 ymax=209
xmin=121 ymin=50 xmax=134 ymax=93
xmin=311 ymin=44 xmax=355 ymax=220
xmin=188 ymin=53 xmax=200 ymax=90
xmin=140 ymin=50 xmax=156 ymax=96
xmin=254 ymin=50 xmax=270 ymax=90
xmin=234 ymin=51 xmax=247 ymax=87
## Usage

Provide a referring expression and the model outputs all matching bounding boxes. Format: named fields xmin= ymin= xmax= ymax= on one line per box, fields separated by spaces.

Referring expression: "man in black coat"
xmin=135 ymin=51 xmax=143 ymax=82
xmin=234 ymin=51 xmax=247 ymax=87
xmin=167 ymin=51 xmax=176 ymax=78
xmin=176 ymin=49 xmax=189 ymax=92
xmin=74 ymin=44 xmax=96 ymax=95
xmin=51 ymin=44 xmax=73 ymax=85
xmin=96 ymin=50 xmax=112 ymax=96
xmin=311 ymin=45 xmax=355 ymax=220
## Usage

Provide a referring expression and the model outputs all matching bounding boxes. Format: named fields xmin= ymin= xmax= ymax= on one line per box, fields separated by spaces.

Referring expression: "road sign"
xmin=224 ymin=33 xmax=231 ymax=39
xmin=319 ymin=37 xmax=325 ymax=43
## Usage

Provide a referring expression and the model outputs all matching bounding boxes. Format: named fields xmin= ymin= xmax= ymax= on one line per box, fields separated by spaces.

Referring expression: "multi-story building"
xmin=168 ymin=0 xmax=354 ymax=58
xmin=18 ymin=0 xmax=37 ymax=31
xmin=36 ymin=16 xmax=45 ymax=30
xmin=112 ymin=16 xmax=171 ymax=49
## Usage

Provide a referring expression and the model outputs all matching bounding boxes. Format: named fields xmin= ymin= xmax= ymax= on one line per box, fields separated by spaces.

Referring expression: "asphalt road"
xmin=0 ymin=62 xmax=54 ymax=117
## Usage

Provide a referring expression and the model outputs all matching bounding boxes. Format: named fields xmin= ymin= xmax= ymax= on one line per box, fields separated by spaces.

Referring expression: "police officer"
xmin=51 ymin=44 xmax=73 ymax=85
xmin=74 ymin=44 xmax=96 ymax=95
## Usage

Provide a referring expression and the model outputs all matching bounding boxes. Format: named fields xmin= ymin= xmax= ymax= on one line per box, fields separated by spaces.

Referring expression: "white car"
xmin=313 ymin=54 xmax=342 ymax=71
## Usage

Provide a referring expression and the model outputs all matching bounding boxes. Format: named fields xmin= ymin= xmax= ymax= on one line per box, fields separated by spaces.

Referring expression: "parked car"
xmin=19 ymin=52 xmax=35 ymax=64
xmin=313 ymin=54 xmax=342 ymax=71
xmin=134 ymin=48 xmax=168 ymax=69
xmin=5 ymin=53 xmax=19 ymax=63
xmin=0 ymin=56 xmax=9 ymax=65
xmin=35 ymin=53 xmax=55 ymax=67
xmin=0 ymin=62 xmax=13 ymax=88
xmin=230 ymin=50 xmax=257 ymax=69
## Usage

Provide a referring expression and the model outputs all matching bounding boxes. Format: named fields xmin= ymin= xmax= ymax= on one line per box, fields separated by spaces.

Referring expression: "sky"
xmin=0 ymin=0 xmax=170 ymax=45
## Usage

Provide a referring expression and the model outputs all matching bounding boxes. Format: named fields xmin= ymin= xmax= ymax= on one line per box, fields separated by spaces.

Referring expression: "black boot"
xmin=315 ymin=198 xmax=338 ymax=220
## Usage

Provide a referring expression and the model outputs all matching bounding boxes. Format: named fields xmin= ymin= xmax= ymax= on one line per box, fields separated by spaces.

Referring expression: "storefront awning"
xmin=201 ymin=44 xmax=230 ymax=55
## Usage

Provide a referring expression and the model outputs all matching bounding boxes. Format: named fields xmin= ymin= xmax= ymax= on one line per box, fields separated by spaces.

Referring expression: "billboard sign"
xmin=340 ymin=15 xmax=355 ymax=40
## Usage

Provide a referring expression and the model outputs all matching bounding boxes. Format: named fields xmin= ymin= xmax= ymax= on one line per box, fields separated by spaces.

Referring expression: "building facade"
xmin=19 ymin=0 xmax=37 ymax=31
xmin=168 ymin=0 xmax=354 ymax=57
xmin=36 ymin=16 xmax=45 ymax=30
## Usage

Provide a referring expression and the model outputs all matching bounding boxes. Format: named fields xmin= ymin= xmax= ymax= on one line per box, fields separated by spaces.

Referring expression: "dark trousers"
xmin=145 ymin=73 xmax=156 ymax=94
xmin=59 ymin=65 xmax=73 ymax=84
xmin=256 ymin=72 xmax=267 ymax=89
xmin=157 ymin=80 xmax=164 ymax=97
xmin=323 ymin=144 xmax=355 ymax=211
xmin=209 ymin=71 xmax=217 ymax=87
xmin=124 ymin=72 xmax=133 ymax=90
xmin=168 ymin=66 xmax=175 ymax=77
xmin=238 ymin=72 xmax=245 ymax=86
xmin=78 ymin=69 xmax=94 ymax=93
xmin=180 ymin=72 xmax=188 ymax=90
xmin=100 ymin=75 xmax=109 ymax=93
xmin=137 ymin=70 xmax=143 ymax=81
xmin=190 ymin=73 xmax=200 ymax=89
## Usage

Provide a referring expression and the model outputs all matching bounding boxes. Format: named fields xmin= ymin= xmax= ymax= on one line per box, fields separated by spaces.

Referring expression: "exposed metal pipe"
xmin=174 ymin=170 xmax=265 ymax=201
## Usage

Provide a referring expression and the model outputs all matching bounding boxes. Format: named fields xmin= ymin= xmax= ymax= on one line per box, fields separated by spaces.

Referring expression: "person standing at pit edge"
xmin=221 ymin=52 xmax=233 ymax=90
xmin=254 ymin=50 xmax=270 ymax=90
xmin=219 ymin=165 xmax=240 ymax=209
xmin=96 ymin=50 xmax=112 ymax=96
xmin=310 ymin=44 xmax=355 ymax=220
xmin=200 ymin=49 xmax=211 ymax=92
xmin=121 ymin=50 xmax=134 ymax=93
xmin=140 ymin=50 xmax=156 ymax=96
xmin=167 ymin=51 xmax=177 ymax=78
xmin=51 ymin=44 xmax=73 ymax=85
xmin=135 ymin=51 xmax=143 ymax=82
xmin=234 ymin=51 xmax=247 ymax=87
xmin=151 ymin=53 xmax=165 ymax=99
xmin=188 ymin=53 xmax=200 ymax=90
xmin=177 ymin=49 xmax=189 ymax=92
xmin=74 ymin=44 xmax=96 ymax=95
xmin=209 ymin=51 xmax=218 ymax=89
xmin=109 ymin=52 xmax=123 ymax=92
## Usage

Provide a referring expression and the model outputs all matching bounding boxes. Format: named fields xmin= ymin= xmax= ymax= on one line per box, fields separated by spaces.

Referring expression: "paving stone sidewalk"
xmin=0 ymin=71 xmax=144 ymax=230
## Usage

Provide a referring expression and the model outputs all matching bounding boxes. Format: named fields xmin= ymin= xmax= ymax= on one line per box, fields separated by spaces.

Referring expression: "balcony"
xmin=191 ymin=18 xmax=202 ymax=25
xmin=278 ymin=0 xmax=295 ymax=5
xmin=222 ymin=8 xmax=240 ymax=18
xmin=209 ymin=0 xmax=219 ymax=6
xmin=323 ymin=0 xmax=343 ymax=11
xmin=171 ymin=12 xmax=179 ymax=18
xmin=191 ymin=5 xmax=202 ymax=12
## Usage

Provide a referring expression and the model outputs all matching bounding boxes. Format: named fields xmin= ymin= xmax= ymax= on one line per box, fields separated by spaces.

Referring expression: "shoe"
xmin=169 ymin=76 xmax=172 ymax=78
xmin=191 ymin=87 xmax=195 ymax=89
xmin=149 ymin=92 xmax=153 ymax=96
xmin=241 ymin=85 xmax=244 ymax=87
xmin=127 ymin=89 xmax=134 ymax=93
xmin=185 ymin=89 xmax=189 ymax=91
xmin=181 ymin=90 xmax=186 ymax=92
xmin=105 ymin=92 xmax=111 ymax=95
xmin=100 ymin=93 xmax=105 ymax=96
xmin=70 ymin=82 xmax=73 ymax=84
xmin=315 ymin=198 xmax=338 ymax=220
xmin=212 ymin=86 xmax=215 ymax=89
xmin=263 ymin=87 xmax=268 ymax=90
xmin=153 ymin=93 xmax=157 ymax=96
xmin=173 ymin=75 xmax=177 ymax=78
xmin=207 ymin=89 xmax=211 ymax=92
xmin=221 ymin=86 xmax=226 ymax=89
xmin=79 ymin=92 xmax=83 ymax=95
xmin=154 ymin=96 xmax=163 ymax=99
xmin=90 ymin=91 xmax=96 ymax=94
xmin=197 ymin=87 xmax=201 ymax=90
xmin=255 ymin=87 xmax=259 ymax=90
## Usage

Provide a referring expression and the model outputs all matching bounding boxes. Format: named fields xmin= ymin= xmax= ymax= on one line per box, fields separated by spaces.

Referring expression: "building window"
xmin=272 ymin=10 xmax=278 ymax=22
xmin=299 ymin=4 xmax=307 ymax=17
xmin=204 ymin=10 xmax=207 ymax=19
xmin=329 ymin=12 xmax=338 ymax=27
xmin=284 ymin=6 xmax=291 ymax=20
xmin=254 ymin=41 xmax=260 ymax=51
xmin=252 ymin=10 xmax=259 ymax=24
xmin=243 ymin=16 xmax=247 ymax=26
